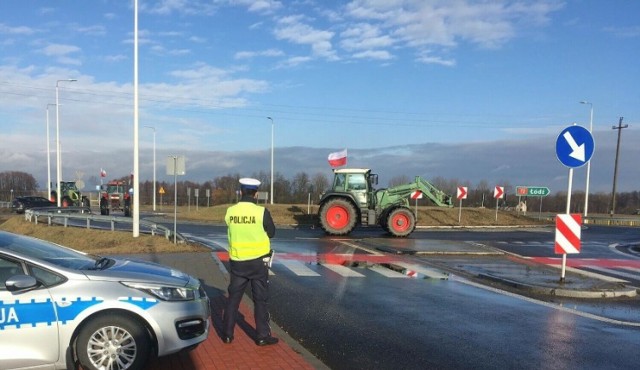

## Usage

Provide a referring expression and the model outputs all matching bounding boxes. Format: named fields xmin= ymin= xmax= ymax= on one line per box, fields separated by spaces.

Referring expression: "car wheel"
xmin=76 ymin=314 xmax=151 ymax=370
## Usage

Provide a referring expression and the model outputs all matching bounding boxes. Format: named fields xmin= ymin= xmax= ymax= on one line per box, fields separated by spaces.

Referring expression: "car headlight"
xmin=121 ymin=282 xmax=196 ymax=301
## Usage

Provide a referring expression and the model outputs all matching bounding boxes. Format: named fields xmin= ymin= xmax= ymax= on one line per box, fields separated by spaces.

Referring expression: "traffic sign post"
xmin=555 ymin=125 xmax=593 ymax=282
xmin=494 ymin=186 xmax=504 ymax=222
xmin=167 ymin=155 xmax=186 ymax=244
xmin=457 ymin=186 xmax=467 ymax=223
xmin=410 ymin=191 xmax=423 ymax=221
xmin=516 ymin=186 xmax=550 ymax=217
xmin=159 ymin=186 xmax=165 ymax=211
xmin=555 ymin=214 xmax=582 ymax=281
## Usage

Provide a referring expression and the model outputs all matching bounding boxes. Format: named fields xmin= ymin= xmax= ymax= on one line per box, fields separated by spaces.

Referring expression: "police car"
xmin=0 ymin=230 xmax=210 ymax=370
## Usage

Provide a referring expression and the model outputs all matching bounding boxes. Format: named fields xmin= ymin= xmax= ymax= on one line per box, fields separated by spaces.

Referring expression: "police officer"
xmin=222 ymin=178 xmax=278 ymax=346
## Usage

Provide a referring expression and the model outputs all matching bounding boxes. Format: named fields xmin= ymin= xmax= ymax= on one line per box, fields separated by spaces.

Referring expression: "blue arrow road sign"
xmin=556 ymin=125 xmax=594 ymax=168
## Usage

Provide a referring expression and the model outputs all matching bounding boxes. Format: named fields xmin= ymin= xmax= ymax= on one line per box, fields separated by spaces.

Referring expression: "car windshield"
xmin=0 ymin=232 xmax=97 ymax=270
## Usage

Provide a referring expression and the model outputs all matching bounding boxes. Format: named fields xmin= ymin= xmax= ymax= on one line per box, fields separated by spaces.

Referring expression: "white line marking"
xmin=369 ymin=266 xmax=408 ymax=278
xmin=322 ymin=264 xmax=365 ymax=277
xmin=587 ymin=266 xmax=639 ymax=281
xmin=278 ymin=260 xmax=321 ymax=277
xmin=393 ymin=262 xmax=449 ymax=279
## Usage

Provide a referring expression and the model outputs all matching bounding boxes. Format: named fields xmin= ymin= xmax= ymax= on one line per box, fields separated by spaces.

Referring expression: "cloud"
xmin=352 ymin=50 xmax=394 ymax=60
xmin=340 ymin=23 xmax=396 ymax=51
xmin=274 ymin=15 xmax=338 ymax=60
xmin=40 ymin=44 xmax=82 ymax=65
xmin=234 ymin=48 xmax=285 ymax=60
xmin=341 ymin=0 xmax=564 ymax=60
xmin=415 ymin=51 xmax=455 ymax=66
xmin=604 ymin=26 xmax=640 ymax=38
xmin=142 ymin=0 xmax=219 ymax=16
xmin=74 ymin=24 xmax=107 ymax=36
xmin=233 ymin=0 xmax=283 ymax=14
xmin=276 ymin=56 xmax=313 ymax=68
xmin=0 ymin=23 xmax=37 ymax=35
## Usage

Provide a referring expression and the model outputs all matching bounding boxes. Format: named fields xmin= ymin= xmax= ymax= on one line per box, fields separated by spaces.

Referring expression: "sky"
xmin=0 ymin=0 xmax=638 ymax=195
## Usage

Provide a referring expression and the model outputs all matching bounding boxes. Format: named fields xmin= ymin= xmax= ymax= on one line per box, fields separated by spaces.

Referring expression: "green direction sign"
xmin=516 ymin=186 xmax=550 ymax=197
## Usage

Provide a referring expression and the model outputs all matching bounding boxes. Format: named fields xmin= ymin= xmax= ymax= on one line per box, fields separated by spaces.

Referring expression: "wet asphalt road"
xmin=177 ymin=223 xmax=640 ymax=370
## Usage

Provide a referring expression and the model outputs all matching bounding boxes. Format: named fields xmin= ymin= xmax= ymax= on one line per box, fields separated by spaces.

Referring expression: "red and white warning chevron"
xmin=554 ymin=213 xmax=582 ymax=254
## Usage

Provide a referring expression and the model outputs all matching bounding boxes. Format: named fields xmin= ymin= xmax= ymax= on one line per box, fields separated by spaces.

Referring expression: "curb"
xmin=478 ymin=273 xmax=638 ymax=299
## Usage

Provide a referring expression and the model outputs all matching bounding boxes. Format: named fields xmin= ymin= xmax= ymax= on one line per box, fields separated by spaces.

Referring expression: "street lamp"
xmin=144 ymin=126 xmax=156 ymax=211
xmin=46 ymin=103 xmax=56 ymax=200
xmin=580 ymin=101 xmax=593 ymax=217
xmin=267 ymin=117 xmax=274 ymax=204
xmin=55 ymin=79 xmax=77 ymax=207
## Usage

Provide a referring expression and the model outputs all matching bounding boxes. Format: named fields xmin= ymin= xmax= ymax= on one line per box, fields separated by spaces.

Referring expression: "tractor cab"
xmin=331 ymin=168 xmax=376 ymax=209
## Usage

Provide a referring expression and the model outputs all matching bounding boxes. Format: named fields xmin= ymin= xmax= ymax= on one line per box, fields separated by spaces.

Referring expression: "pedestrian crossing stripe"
xmin=389 ymin=262 xmax=449 ymax=280
xmin=278 ymin=260 xmax=321 ymax=277
xmin=585 ymin=266 xmax=638 ymax=282
xmin=322 ymin=264 xmax=365 ymax=277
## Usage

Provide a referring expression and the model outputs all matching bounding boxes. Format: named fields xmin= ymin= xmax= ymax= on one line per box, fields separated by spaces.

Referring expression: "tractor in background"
xmin=50 ymin=181 xmax=90 ymax=209
xmin=318 ymin=168 xmax=452 ymax=237
xmin=99 ymin=179 xmax=132 ymax=216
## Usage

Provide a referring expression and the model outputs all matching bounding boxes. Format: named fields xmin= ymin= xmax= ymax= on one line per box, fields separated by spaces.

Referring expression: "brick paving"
xmin=133 ymin=252 xmax=324 ymax=370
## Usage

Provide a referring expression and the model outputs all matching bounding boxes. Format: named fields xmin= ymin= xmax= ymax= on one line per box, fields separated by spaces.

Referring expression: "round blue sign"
xmin=555 ymin=125 xmax=595 ymax=168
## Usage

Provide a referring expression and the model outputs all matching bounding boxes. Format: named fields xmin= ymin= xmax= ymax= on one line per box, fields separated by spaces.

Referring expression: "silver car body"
xmin=0 ymin=231 xmax=210 ymax=370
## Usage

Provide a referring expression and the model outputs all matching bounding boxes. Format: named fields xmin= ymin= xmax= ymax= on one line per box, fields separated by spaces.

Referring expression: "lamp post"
xmin=580 ymin=101 xmax=593 ymax=217
xmin=55 ymin=79 xmax=77 ymax=207
xmin=144 ymin=126 xmax=156 ymax=211
xmin=46 ymin=103 xmax=56 ymax=200
xmin=267 ymin=116 xmax=274 ymax=204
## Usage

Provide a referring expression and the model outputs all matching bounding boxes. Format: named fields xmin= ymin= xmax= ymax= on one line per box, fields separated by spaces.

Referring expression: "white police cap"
xmin=239 ymin=177 xmax=261 ymax=190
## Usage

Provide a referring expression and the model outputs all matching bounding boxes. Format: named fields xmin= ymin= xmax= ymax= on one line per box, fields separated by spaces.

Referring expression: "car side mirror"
xmin=5 ymin=275 xmax=39 ymax=292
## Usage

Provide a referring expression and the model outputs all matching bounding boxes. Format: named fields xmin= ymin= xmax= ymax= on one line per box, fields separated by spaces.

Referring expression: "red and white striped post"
xmin=555 ymin=213 xmax=582 ymax=281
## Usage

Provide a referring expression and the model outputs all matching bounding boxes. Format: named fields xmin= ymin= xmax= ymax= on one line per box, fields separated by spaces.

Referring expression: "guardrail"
xmin=530 ymin=214 xmax=640 ymax=227
xmin=0 ymin=201 xmax=11 ymax=208
xmin=24 ymin=208 xmax=185 ymax=242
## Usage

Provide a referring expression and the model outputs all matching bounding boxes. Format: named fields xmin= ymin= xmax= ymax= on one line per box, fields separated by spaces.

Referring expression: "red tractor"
xmin=99 ymin=180 xmax=132 ymax=216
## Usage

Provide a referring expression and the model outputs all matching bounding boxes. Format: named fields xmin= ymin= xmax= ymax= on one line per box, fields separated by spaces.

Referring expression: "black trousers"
xmin=223 ymin=257 xmax=271 ymax=339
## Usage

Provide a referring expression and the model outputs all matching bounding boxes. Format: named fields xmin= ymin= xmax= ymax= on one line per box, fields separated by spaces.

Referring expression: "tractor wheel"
xmin=62 ymin=197 xmax=72 ymax=208
xmin=319 ymin=198 xmax=357 ymax=235
xmin=386 ymin=208 xmax=415 ymax=237
xmin=50 ymin=191 xmax=57 ymax=203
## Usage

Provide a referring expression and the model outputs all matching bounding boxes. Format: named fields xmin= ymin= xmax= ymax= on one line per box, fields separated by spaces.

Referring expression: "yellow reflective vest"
xmin=225 ymin=202 xmax=270 ymax=261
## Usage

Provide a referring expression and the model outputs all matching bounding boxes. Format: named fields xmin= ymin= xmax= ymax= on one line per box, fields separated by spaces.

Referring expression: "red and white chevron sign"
xmin=493 ymin=186 xmax=504 ymax=199
xmin=457 ymin=186 xmax=468 ymax=200
xmin=554 ymin=214 xmax=582 ymax=254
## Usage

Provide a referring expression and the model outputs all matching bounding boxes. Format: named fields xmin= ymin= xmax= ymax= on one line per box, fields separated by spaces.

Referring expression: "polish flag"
xmin=100 ymin=169 xmax=107 ymax=178
xmin=328 ymin=149 xmax=347 ymax=168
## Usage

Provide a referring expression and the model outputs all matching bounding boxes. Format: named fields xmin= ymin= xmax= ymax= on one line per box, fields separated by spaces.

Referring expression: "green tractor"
xmin=51 ymin=181 xmax=90 ymax=209
xmin=318 ymin=168 xmax=453 ymax=237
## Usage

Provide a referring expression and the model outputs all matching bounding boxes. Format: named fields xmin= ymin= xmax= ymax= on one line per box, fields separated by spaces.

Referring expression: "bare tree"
xmin=0 ymin=171 xmax=38 ymax=199
xmin=311 ymin=172 xmax=329 ymax=199
xmin=291 ymin=172 xmax=310 ymax=204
